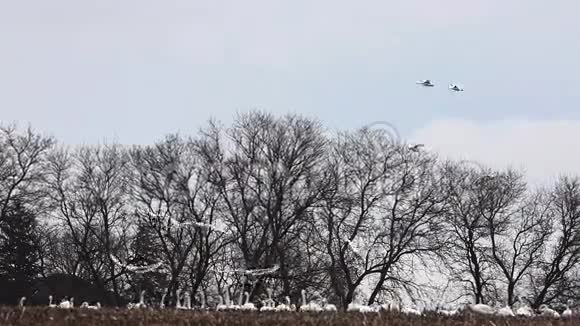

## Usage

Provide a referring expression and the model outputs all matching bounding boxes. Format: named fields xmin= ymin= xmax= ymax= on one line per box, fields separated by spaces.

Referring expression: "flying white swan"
xmin=449 ymin=84 xmax=464 ymax=92
xmin=214 ymin=265 xmax=280 ymax=277
xmin=110 ymin=255 xmax=163 ymax=274
xmin=162 ymin=215 xmax=227 ymax=233
xmin=408 ymin=144 xmax=424 ymax=152
xmin=416 ymin=80 xmax=435 ymax=87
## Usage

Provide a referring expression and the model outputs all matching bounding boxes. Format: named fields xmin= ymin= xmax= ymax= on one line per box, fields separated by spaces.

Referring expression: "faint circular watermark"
xmin=457 ymin=159 xmax=504 ymax=186
xmin=360 ymin=120 xmax=402 ymax=145
xmin=458 ymin=159 xmax=486 ymax=174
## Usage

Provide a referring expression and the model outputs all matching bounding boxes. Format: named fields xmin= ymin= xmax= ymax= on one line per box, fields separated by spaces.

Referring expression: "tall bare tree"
xmin=46 ymin=144 xmax=132 ymax=305
xmin=486 ymin=187 xmax=552 ymax=306
xmin=198 ymin=112 xmax=330 ymax=301
xmin=527 ymin=176 xmax=580 ymax=308
xmin=129 ymin=134 xmax=227 ymax=305
xmin=0 ymin=124 xmax=54 ymax=224
xmin=442 ymin=161 xmax=499 ymax=304
xmin=320 ymin=128 xmax=448 ymax=308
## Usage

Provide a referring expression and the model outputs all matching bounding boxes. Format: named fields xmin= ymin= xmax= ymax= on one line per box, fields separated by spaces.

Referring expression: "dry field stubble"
xmin=0 ymin=307 xmax=578 ymax=326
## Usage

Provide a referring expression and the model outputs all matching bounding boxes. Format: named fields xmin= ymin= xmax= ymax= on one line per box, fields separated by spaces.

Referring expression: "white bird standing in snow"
xmin=347 ymin=302 xmax=377 ymax=313
xmin=322 ymin=298 xmax=337 ymax=312
xmin=216 ymin=295 xmax=228 ymax=311
xmin=224 ymin=290 xmax=239 ymax=310
xmin=59 ymin=297 xmax=73 ymax=309
xmin=299 ymin=290 xmax=322 ymax=312
xmin=539 ymin=304 xmax=560 ymax=318
xmin=466 ymin=303 xmax=495 ymax=315
xmin=264 ymin=288 xmax=275 ymax=308
xmin=241 ymin=292 xmax=256 ymax=311
xmin=48 ymin=295 xmax=57 ymax=308
xmin=437 ymin=307 xmax=457 ymax=316
xmin=401 ymin=306 xmax=422 ymax=315
xmin=80 ymin=302 xmax=101 ymax=309
xmin=495 ymin=302 xmax=515 ymax=317
xmin=197 ymin=292 xmax=208 ymax=310
xmin=513 ymin=296 xmax=534 ymax=317
xmin=128 ymin=290 xmax=146 ymax=309
xmin=175 ymin=289 xmax=183 ymax=309
xmin=183 ymin=292 xmax=191 ymax=309
xmin=160 ymin=289 xmax=167 ymax=309
xmin=275 ymin=296 xmax=293 ymax=312
xmin=260 ymin=299 xmax=275 ymax=312
xmin=562 ymin=299 xmax=573 ymax=318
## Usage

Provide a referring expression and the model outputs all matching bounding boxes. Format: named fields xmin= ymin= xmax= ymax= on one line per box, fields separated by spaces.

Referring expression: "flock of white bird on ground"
xmin=15 ymin=289 xmax=578 ymax=320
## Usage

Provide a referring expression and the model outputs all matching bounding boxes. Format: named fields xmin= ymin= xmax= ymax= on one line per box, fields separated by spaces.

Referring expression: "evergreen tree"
xmin=0 ymin=200 xmax=41 ymax=284
xmin=127 ymin=221 xmax=167 ymax=301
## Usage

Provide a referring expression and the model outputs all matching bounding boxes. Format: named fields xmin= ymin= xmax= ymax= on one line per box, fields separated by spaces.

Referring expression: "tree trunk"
xmin=367 ymin=272 xmax=387 ymax=305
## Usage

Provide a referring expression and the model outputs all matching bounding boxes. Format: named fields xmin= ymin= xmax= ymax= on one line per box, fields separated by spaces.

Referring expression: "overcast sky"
xmin=1 ymin=0 xmax=579 ymax=184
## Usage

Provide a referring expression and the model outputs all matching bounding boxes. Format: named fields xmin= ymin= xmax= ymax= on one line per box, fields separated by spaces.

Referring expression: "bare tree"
xmin=198 ymin=112 xmax=330 ymax=302
xmin=442 ymin=161 xmax=499 ymax=304
xmin=129 ymin=134 xmax=227 ymax=305
xmin=485 ymin=187 xmax=552 ymax=306
xmin=46 ymin=144 xmax=132 ymax=305
xmin=527 ymin=176 xmax=580 ymax=308
xmin=36 ymin=224 xmax=82 ymax=277
xmin=320 ymin=128 xmax=448 ymax=308
xmin=0 ymin=124 xmax=54 ymax=224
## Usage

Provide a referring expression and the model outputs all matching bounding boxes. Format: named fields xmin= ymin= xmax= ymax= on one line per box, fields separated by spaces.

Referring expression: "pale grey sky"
xmin=1 ymin=0 xmax=579 ymax=183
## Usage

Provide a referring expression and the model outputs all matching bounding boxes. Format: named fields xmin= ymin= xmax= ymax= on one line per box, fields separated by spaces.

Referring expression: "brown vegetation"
xmin=0 ymin=307 xmax=578 ymax=326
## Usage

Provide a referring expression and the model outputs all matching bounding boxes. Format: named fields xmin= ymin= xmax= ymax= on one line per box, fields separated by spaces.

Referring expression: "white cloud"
xmin=410 ymin=119 xmax=580 ymax=186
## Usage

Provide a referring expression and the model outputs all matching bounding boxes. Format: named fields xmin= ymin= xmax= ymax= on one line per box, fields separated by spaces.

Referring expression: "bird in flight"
xmin=449 ymin=84 xmax=464 ymax=92
xmin=416 ymin=79 xmax=435 ymax=87
xmin=409 ymin=144 xmax=424 ymax=152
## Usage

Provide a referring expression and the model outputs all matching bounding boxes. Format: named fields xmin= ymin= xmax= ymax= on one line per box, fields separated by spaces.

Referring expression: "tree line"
xmin=1 ymin=112 xmax=579 ymax=310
